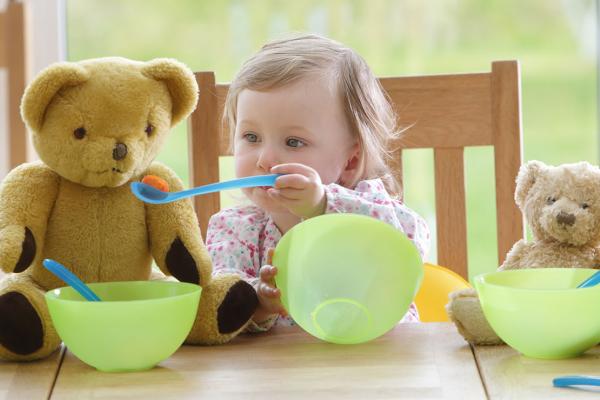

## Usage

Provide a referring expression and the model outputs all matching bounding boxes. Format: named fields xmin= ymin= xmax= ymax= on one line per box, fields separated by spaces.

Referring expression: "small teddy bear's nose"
xmin=112 ymin=143 xmax=128 ymax=161
xmin=556 ymin=211 xmax=576 ymax=227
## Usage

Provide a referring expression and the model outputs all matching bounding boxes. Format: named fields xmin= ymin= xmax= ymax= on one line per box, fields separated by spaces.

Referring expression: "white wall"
xmin=0 ymin=69 xmax=7 ymax=179
xmin=0 ymin=0 xmax=65 ymax=177
xmin=26 ymin=0 xmax=66 ymax=76
xmin=0 ymin=0 xmax=10 ymax=179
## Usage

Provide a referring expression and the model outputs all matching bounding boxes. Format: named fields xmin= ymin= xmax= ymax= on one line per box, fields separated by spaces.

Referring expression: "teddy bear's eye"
xmin=145 ymin=124 xmax=154 ymax=136
xmin=582 ymin=203 xmax=590 ymax=210
xmin=546 ymin=196 xmax=557 ymax=205
xmin=73 ymin=127 xmax=86 ymax=140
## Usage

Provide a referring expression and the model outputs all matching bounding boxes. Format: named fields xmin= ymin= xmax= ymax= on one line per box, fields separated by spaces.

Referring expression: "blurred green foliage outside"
xmin=67 ymin=0 xmax=597 ymax=280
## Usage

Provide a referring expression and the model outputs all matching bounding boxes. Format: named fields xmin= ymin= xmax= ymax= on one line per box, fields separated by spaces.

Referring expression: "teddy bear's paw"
xmin=165 ymin=237 xmax=200 ymax=285
xmin=0 ymin=279 xmax=61 ymax=361
xmin=186 ymin=275 xmax=258 ymax=345
xmin=0 ymin=226 xmax=36 ymax=273
xmin=446 ymin=290 xmax=503 ymax=345
xmin=0 ymin=291 xmax=43 ymax=357
xmin=216 ymin=280 xmax=259 ymax=334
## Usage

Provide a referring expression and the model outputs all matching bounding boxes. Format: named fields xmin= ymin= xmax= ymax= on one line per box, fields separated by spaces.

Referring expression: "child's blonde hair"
xmin=224 ymin=33 xmax=401 ymax=194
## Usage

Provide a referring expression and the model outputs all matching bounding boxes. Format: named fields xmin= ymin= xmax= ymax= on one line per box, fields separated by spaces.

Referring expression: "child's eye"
xmin=286 ymin=137 xmax=306 ymax=148
xmin=243 ymin=132 xmax=259 ymax=143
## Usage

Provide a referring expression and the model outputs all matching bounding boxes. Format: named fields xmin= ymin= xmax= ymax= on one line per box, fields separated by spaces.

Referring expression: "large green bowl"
xmin=273 ymin=214 xmax=423 ymax=344
xmin=475 ymin=268 xmax=600 ymax=359
xmin=45 ymin=281 xmax=201 ymax=372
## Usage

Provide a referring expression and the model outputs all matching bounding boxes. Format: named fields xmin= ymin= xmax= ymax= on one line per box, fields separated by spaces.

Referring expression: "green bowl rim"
xmin=275 ymin=212 xmax=424 ymax=267
xmin=474 ymin=268 xmax=600 ymax=293
xmin=44 ymin=280 xmax=202 ymax=304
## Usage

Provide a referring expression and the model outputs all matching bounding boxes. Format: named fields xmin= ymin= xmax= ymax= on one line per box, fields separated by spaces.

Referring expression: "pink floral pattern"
xmin=206 ymin=178 xmax=430 ymax=329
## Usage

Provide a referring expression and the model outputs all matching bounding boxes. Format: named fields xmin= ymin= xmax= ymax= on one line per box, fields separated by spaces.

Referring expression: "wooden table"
xmin=51 ymin=323 xmax=484 ymax=399
xmin=0 ymin=347 xmax=62 ymax=399
xmin=3 ymin=323 xmax=600 ymax=399
xmin=473 ymin=345 xmax=600 ymax=399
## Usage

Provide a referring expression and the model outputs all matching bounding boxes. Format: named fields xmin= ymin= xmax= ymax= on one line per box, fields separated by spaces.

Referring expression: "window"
xmin=67 ymin=0 xmax=597 ymax=278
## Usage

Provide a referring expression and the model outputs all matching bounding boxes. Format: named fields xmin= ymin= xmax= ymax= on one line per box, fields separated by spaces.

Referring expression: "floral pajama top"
xmin=206 ymin=179 xmax=430 ymax=331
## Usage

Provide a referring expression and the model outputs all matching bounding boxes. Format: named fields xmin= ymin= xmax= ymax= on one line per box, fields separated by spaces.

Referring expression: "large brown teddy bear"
xmin=447 ymin=160 xmax=600 ymax=344
xmin=0 ymin=57 xmax=258 ymax=361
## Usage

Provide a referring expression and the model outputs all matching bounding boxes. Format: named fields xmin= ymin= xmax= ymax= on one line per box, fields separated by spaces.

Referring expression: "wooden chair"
xmin=0 ymin=0 xmax=28 ymax=170
xmin=187 ymin=60 xmax=524 ymax=280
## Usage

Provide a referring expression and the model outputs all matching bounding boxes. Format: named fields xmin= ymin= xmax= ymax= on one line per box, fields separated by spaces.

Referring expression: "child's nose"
xmin=256 ymin=148 xmax=278 ymax=171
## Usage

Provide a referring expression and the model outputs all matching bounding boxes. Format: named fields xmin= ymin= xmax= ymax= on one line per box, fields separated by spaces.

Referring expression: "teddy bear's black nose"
xmin=113 ymin=143 xmax=128 ymax=161
xmin=556 ymin=211 xmax=575 ymax=226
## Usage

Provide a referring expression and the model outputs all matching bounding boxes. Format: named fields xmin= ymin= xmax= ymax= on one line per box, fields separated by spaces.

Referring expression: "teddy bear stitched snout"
xmin=556 ymin=211 xmax=575 ymax=226
xmin=112 ymin=142 xmax=128 ymax=161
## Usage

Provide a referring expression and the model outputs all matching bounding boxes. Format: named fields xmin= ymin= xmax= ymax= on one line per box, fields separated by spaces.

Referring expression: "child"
xmin=206 ymin=33 xmax=430 ymax=331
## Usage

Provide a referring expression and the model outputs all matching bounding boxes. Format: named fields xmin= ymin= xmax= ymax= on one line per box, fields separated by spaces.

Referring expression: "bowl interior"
xmin=48 ymin=280 xmax=200 ymax=302
xmin=478 ymin=268 xmax=596 ymax=290
xmin=273 ymin=214 xmax=423 ymax=344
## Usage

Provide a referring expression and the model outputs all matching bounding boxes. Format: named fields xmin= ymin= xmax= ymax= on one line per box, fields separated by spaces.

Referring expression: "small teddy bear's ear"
xmin=141 ymin=58 xmax=199 ymax=127
xmin=515 ymin=160 xmax=547 ymax=207
xmin=20 ymin=62 xmax=90 ymax=132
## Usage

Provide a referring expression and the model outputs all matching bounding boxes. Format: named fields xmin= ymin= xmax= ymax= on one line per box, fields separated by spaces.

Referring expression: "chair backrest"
xmin=187 ymin=60 xmax=525 ymax=279
xmin=0 ymin=0 xmax=28 ymax=170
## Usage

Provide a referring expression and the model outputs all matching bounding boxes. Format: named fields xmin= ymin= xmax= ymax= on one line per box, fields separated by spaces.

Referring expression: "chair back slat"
xmin=491 ymin=61 xmax=525 ymax=264
xmin=433 ymin=147 xmax=468 ymax=279
xmin=189 ymin=72 xmax=220 ymax=237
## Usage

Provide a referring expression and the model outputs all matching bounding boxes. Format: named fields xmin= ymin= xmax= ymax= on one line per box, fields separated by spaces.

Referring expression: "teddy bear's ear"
xmin=515 ymin=160 xmax=547 ymax=207
xmin=20 ymin=62 xmax=90 ymax=132
xmin=141 ymin=59 xmax=199 ymax=127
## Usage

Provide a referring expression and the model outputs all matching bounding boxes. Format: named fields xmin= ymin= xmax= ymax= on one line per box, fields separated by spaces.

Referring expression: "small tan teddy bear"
xmin=447 ymin=160 xmax=600 ymax=344
xmin=0 ymin=58 xmax=258 ymax=361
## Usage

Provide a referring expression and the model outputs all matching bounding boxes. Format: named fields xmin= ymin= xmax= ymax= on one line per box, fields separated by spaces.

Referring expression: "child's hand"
xmin=254 ymin=249 xmax=288 ymax=322
xmin=269 ymin=163 xmax=326 ymax=219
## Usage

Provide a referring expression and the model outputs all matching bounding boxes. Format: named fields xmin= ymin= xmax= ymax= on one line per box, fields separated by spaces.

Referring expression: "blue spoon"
xmin=130 ymin=174 xmax=281 ymax=205
xmin=43 ymin=259 xmax=101 ymax=302
xmin=576 ymin=270 xmax=600 ymax=288
xmin=553 ymin=375 xmax=600 ymax=389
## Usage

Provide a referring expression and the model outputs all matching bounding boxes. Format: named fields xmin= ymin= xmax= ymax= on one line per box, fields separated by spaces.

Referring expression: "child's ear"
xmin=338 ymin=144 xmax=361 ymax=187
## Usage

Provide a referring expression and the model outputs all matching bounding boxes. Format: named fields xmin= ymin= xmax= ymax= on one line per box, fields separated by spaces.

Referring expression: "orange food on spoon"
xmin=142 ymin=175 xmax=170 ymax=192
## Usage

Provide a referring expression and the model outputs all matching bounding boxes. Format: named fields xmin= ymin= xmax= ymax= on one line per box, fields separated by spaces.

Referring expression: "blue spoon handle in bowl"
xmin=553 ymin=375 xmax=600 ymax=388
xmin=576 ymin=270 xmax=600 ymax=288
xmin=43 ymin=259 xmax=101 ymax=301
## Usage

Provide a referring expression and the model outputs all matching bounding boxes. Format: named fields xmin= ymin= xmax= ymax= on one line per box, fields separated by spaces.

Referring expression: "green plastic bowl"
xmin=45 ymin=281 xmax=201 ymax=372
xmin=273 ymin=214 xmax=423 ymax=344
xmin=475 ymin=268 xmax=600 ymax=359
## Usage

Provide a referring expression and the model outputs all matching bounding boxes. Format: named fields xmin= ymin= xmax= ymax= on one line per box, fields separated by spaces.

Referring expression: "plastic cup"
xmin=45 ymin=281 xmax=201 ymax=372
xmin=273 ymin=214 xmax=423 ymax=344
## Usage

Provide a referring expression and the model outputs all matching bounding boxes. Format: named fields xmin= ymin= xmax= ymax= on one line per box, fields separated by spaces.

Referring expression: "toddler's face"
xmin=233 ymin=76 xmax=358 ymax=213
